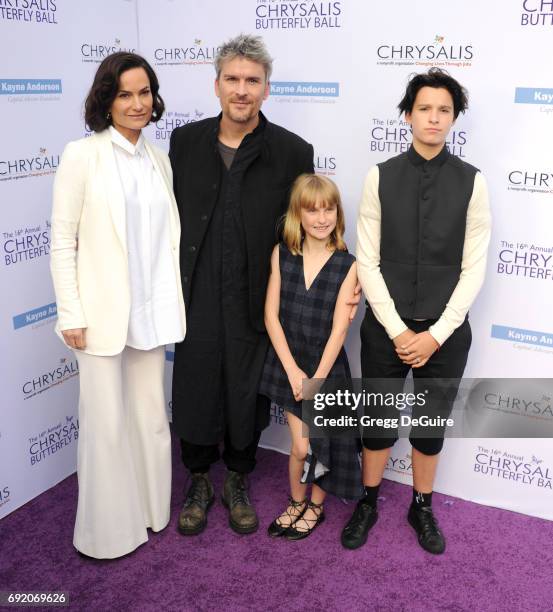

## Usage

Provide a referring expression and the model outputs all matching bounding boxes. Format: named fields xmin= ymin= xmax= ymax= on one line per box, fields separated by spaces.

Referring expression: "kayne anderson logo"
xmin=514 ymin=87 xmax=553 ymax=114
xmin=0 ymin=485 xmax=10 ymax=510
xmin=151 ymin=109 xmax=205 ymax=141
xmin=254 ymin=0 xmax=342 ymax=30
xmin=153 ymin=39 xmax=219 ymax=66
xmin=507 ymin=169 xmax=553 ymax=194
xmin=28 ymin=415 xmax=79 ymax=466
xmin=22 ymin=357 xmax=79 ymax=400
xmin=81 ymin=38 xmax=135 ymax=63
xmin=376 ymin=35 xmax=473 ymax=68
xmin=491 ymin=325 xmax=553 ymax=354
xmin=370 ymin=116 xmax=468 ymax=157
xmin=3 ymin=221 xmax=50 ymax=266
xmin=270 ymin=81 xmax=339 ymax=105
xmin=314 ymin=154 xmax=337 ymax=176
xmin=515 ymin=87 xmax=553 ymax=104
xmin=521 ymin=0 xmax=553 ymax=25
xmin=0 ymin=147 xmax=59 ymax=182
xmin=0 ymin=79 xmax=61 ymax=104
xmin=0 ymin=79 xmax=61 ymax=95
xmin=13 ymin=302 xmax=57 ymax=330
xmin=473 ymin=445 xmax=552 ymax=489
xmin=496 ymin=240 xmax=553 ymax=281
xmin=0 ymin=0 xmax=58 ymax=24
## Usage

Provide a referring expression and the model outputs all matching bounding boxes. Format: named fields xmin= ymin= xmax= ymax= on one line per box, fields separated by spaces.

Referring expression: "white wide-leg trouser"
xmin=73 ymin=345 xmax=171 ymax=559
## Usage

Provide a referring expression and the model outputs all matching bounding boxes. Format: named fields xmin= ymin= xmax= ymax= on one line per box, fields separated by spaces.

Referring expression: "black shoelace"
xmin=230 ymin=477 xmax=250 ymax=507
xmin=417 ymin=507 xmax=440 ymax=536
xmin=185 ymin=477 xmax=209 ymax=507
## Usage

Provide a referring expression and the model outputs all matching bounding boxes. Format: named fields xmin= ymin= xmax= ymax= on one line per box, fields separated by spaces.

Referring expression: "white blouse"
xmin=110 ymin=126 xmax=184 ymax=350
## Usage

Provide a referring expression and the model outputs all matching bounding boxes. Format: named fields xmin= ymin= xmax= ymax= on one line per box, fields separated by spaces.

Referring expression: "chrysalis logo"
xmin=153 ymin=110 xmax=205 ymax=140
xmin=0 ymin=1 xmax=58 ymax=25
xmin=153 ymin=40 xmax=219 ymax=66
xmin=474 ymin=447 xmax=552 ymax=488
xmin=376 ymin=36 xmax=473 ymax=62
xmin=508 ymin=169 xmax=553 ymax=193
xmin=81 ymin=39 xmax=136 ymax=62
xmin=0 ymin=486 xmax=10 ymax=505
xmin=22 ymin=358 xmax=79 ymax=400
xmin=387 ymin=453 xmax=412 ymax=474
xmin=3 ymin=222 xmax=51 ymax=266
xmin=521 ymin=0 xmax=553 ymax=25
xmin=29 ymin=416 xmax=79 ymax=466
xmin=270 ymin=403 xmax=288 ymax=426
xmin=255 ymin=0 xmax=342 ymax=30
xmin=314 ymin=155 xmax=337 ymax=175
xmin=0 ymin=148 xmax=59 ymax=180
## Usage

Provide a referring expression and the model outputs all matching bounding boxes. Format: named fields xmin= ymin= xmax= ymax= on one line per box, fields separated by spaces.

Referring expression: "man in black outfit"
xmin=169 ymin=34 xmax=314 ymax=535
xmin=342 ymin=69 xmax=491 ymax=553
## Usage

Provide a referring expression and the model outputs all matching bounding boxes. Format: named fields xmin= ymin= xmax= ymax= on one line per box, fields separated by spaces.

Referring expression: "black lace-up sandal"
xmin=284 ymin=500 xmax=325 ymax=541
xmin=267 ymin=496 xmax=308 ymax=537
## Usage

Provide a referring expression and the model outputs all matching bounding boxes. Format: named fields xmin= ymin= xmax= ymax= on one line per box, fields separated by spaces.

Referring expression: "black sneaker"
xmin=407 ymin=504 xmax=446 ymax=554
xmin=340 ymin=499 xmax=378 ymax=550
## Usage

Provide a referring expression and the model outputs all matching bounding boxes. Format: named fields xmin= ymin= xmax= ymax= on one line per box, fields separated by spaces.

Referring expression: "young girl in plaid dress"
xmin=260 ymin=173 xmax=362 ymax=541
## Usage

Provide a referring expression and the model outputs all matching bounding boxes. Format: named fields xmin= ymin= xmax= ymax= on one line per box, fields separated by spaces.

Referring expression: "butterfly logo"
xmin=531 ymin=455 xmax=543 ymax=464
xmin=60 ymin=358 xmax=66 ymax=364
xmin=195 ymin=109 xmax=204 ymax=119
xmin=39 ymin=147 xmax=47 ymax=154
xmin=66 ymin=415 xmax=74 ymax=423
xmin=435 ymin=35 xmax=444 ymax=43
xmin=194 ymin=39 xmax=202 ymax=46
xmin=115 ymin=38 xmax=121 ymax=45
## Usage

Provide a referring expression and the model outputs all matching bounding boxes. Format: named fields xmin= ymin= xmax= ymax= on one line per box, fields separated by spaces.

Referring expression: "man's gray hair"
xmin=215 ymin=34 xmax=273 ymax=81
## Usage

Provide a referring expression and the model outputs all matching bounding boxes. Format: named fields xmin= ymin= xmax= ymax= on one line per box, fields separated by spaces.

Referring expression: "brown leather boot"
xmin=178 ymin=473 xmax=214 ymax=536
xmin=222 ymin=471 xmax=259 ymax=534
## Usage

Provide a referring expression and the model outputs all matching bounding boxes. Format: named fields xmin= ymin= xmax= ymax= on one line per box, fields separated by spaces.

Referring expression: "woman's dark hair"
xmin=84 ymin=51 xmax=164 ymax=132
xmin=398 ymin=68 xmax=468 ymax=119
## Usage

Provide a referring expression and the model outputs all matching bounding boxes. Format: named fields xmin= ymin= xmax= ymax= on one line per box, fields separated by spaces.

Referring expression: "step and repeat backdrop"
xmin=1 ymin=0 xmax=552 ymax=521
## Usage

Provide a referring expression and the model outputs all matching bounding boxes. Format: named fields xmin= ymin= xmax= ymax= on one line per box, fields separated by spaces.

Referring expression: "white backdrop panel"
xmin=1 ymin=0 xmax=551 ymax=521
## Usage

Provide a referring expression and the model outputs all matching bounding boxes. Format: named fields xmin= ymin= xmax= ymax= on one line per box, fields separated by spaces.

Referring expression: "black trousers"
xmin=180 ymin=430 xmax=262 ymax=474
xmin=360 ymin=308 xmax=471 ymax=456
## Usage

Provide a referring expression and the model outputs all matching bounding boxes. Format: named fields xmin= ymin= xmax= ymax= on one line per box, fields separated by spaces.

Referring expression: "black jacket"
xmin=169 ymin=113 xmax=314 ymax=331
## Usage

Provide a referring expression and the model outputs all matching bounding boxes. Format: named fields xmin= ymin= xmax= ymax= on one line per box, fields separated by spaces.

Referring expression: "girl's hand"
xmin=62 ymin=328 xmax=87 ymax=350
xmin=287 ymin=367 xmax=307 ymax=401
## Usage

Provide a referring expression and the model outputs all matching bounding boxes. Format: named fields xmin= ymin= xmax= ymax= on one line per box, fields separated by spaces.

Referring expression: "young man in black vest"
xmin=342 ymin=68 xmax=491 ymax=553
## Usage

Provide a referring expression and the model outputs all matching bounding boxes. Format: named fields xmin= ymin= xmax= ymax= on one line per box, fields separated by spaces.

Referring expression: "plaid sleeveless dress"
xmin=260 ymin=243 xmax=363 ymax=500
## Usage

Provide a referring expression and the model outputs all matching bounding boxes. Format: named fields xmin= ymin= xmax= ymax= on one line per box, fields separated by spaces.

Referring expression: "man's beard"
xmin=227 ymin=101 xmax=256 ymax=123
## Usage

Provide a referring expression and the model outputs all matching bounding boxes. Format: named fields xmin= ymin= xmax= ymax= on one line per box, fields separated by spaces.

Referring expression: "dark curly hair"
xmin=398 ymin=68 xmax=468 ymax=119
xmin=84 ymin=52 xmax=164 ymax=132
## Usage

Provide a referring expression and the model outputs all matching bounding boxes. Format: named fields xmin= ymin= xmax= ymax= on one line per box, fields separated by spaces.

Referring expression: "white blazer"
xmin=50 ymin=129 xmax=186 ymax=356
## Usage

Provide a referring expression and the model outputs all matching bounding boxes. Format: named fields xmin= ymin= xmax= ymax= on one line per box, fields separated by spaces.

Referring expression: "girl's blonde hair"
xmin=282 ymin=173 xmax=347 ymax=255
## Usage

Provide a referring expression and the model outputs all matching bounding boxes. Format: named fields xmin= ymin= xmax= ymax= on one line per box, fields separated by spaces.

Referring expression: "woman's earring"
xmin=106 ymin=111 xmax=111 ymax=121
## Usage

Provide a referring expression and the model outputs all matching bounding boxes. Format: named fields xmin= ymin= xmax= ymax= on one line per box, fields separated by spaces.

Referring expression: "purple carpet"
xmin=1 ymin=438 xmax=552 ymax=612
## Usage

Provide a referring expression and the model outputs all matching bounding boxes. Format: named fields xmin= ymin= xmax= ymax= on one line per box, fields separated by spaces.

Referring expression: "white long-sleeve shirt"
xmin=110 ymin=126 xmax=183 ymax=350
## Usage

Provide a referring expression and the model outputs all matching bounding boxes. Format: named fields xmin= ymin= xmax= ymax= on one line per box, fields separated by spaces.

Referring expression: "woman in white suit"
xmin=50 ymin=52 xmax=185 ymax=559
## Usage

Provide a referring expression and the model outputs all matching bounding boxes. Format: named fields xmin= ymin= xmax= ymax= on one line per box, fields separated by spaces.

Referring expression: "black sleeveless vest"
xmin=378 ymin=146 xmax=478 ymax=319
